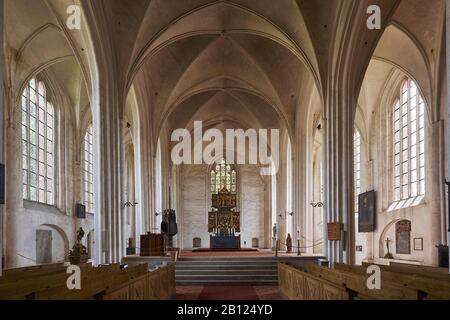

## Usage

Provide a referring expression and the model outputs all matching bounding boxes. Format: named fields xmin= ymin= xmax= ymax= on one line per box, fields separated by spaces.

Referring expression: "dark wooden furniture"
xmin=140 ymin=233 xmax=165 ymax=256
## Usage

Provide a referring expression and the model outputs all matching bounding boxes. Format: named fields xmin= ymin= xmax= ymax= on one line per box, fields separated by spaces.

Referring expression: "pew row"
xmin=103 ymin=264 xmax=176 ymax=300
xmin=0 ymin=262 xmax=176 ymax=300
xmin=278 ymin=262 xmax=349 ymax=300
xmin=363 ymin=262 xmax=450 ymax=280
xmin=278 ymin=262 xmax=450 ymax=300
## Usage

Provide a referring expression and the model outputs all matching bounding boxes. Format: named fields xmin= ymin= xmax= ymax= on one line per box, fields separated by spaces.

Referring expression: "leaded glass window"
xmin=83 ymin=125 xmax=94 ymax=213
xmin=393 ymin=79 xmax=426 ymax=202
xmin=22 ymin=78 xmax=55 ymax=205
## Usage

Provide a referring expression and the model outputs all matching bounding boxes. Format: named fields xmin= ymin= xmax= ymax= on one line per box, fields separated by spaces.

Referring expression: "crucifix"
xmin=384 ymin=237 xmax=394 ymax=259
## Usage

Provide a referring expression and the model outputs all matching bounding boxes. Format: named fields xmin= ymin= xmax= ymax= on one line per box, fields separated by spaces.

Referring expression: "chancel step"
xmin=176 ymin=256 xmax=278 ymax=285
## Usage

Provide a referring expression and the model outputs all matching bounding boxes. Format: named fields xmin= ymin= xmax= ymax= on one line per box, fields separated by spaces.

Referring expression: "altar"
xmin=210 ymin=235 xmax=241 ymax=250
xmin=208 ymin=187 xmax=241 ymax=249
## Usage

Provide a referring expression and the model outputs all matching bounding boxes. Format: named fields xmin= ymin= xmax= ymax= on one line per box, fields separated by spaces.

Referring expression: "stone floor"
xmin=176 ymin=286 xmax=284 ymax=300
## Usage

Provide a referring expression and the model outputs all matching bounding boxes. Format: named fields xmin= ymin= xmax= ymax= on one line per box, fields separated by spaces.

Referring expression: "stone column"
xmin=276 ymin=135 xmax=288 ymax=251
xmin=263 ymin=176 xmax=272 ymax=249
xmin=446 ymin=0 xmax=450 ymax=273
xmin=293 ymin=107 xmax=309 ymax=253
xmin=131 ymin=112 xmax=155 ymax=253
xmin=323 ymin=90 xmax=356 ymax=265
xmin=0 ymin=0 xmax=4 ymax=276
xmin=92 ymin=87 xmax=124 ymax=264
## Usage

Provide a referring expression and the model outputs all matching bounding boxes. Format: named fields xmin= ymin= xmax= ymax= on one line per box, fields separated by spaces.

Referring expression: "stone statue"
xmin=69 ymin=227 xmax=89 ymax=265
xmin=273 ymin=224 xmax=277 ymax=239
xmin=76 ymin=227 xmax=85 ymax=244
xmin=286 ymin=234 xmax=292 ymax=253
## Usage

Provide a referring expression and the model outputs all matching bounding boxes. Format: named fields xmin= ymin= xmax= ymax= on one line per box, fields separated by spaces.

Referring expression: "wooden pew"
xmin=103 ymin=264 xmax=176 ymax=300
xmin=0 ymin=262 xmax=92 ymax=285
xmin=0 ymin=263 xmax=98 ymax=300
xmin=278 ymin=262 xmax=349 ymax=300
xmin=0 ymin=262 xmax=176 ymax=300
xmin=29 ymin=264 xmax=142 ymax=300
xmin=354 ymin=263 xmax=450 ymax=299
xmin=2 ymin=263 xmax=65 ymax=276
xmin=388 ymin=262 xmax=450 ymax=278
xmin=362 ymin=262 xmax=450 ymax=280
xmin=306 ymin=263 xmax=447 ymax=300
xmin=30 ymin=263 xmax=175 ymax=300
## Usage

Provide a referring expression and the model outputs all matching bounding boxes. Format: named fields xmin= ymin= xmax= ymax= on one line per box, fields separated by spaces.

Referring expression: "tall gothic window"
xmin=210 ymin=159 xmax=237 ymax=194
xmin=83 ymin=125 xmax=94 ymax=213
xmin=22 ymin=78 xmax=55 ymax=205
xmin=393 ymin=79 xmax=426 ymax=202
xmin=354 ymin=130 xmax=361 ymax=214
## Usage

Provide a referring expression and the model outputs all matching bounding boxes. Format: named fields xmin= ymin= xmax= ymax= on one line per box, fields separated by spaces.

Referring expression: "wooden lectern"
xmin=140 ymin=233 xmax=165 ymax=256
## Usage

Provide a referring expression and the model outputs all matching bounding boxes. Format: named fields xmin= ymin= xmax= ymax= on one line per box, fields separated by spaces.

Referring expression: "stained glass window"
xmin=210 ymin=159 xmax=237 ymax=193
xmin=22 ymin=78 xmax=55 ymax=205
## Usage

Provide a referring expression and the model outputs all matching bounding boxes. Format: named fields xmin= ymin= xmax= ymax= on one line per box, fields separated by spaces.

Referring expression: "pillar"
xmin=446 ymin=0 xmax=450 ymax=273
xmin=276 ymin=133 xmax=288 ymax=251
xmin=92 ymin=84 xmax=124 ymax=264
xmin=0 ymin=0 xmax=4 ymax=276
xmin=323 ymin=88 xmax=356 ymax=265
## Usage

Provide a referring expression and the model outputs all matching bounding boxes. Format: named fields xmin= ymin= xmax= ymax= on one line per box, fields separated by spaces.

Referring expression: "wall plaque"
xmin=327 ymin=223 xmax=342 ymax=241
xmin=413 ymin=238 xmax=423 ymax=251
xmin=396 ymin=220 xmax=411 ymax=254
xmin=358 ymin=190 xmax=376 ymax=232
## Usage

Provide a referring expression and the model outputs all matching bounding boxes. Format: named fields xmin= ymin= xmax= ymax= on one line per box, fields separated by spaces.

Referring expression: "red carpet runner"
xmin=176 ymin=286 xmax=283 ymax=300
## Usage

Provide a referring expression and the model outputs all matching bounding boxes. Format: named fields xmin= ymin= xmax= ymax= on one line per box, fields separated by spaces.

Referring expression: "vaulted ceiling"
xmin=4 ymin=0 xmax=445 ymax=144
xmin=120 ymin=0 xmax=324 ymax=139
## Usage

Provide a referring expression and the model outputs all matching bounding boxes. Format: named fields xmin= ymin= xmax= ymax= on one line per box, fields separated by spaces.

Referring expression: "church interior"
xmin=0 ymin=0 xmax=450 ymax=301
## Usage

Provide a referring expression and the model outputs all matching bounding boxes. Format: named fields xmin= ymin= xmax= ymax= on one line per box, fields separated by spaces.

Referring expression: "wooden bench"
xmin=306 ymin=263 xmax=425 ymax=300
xmin=387 ymin=262 xmax=450 ymax=278
xmin=356 ymin=262 xmax=450 ymax=299
xmin=0 ymin=262 xmax=92 ymax=285
xmin=103 ymin=264 xmax=176 ymax=300
xmin=29 ymin=264 xmax=146 ymax=300
xmin=25 ymin=264 xmax=175 ymax=300
xmin=278 ymin=262 xmax=349 ymax=300
xmin=2 ymin=263 xmax=65 ymax=276
xmin=279 ymin=260 xmax=450 ymax=300
xmin=0 ymin=263 xmax=102 ymax=300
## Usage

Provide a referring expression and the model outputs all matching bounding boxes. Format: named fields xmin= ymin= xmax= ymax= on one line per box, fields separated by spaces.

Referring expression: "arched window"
xmin=393 ymin=79 xmax=426 ymax=202
xmin=354 ymin=129 xmax=361 ymax=214
xmin=83 ymin=125 xmax=94 ymax=213
xmin=210 ymin=159 xmax=237 ymax=194
xmin=22 ymin=78 xmax=55 ymax=205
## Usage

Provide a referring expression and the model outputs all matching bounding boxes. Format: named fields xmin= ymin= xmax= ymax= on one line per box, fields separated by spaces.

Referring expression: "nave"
xmin=1 ymin=0 xmax=449 ymax=301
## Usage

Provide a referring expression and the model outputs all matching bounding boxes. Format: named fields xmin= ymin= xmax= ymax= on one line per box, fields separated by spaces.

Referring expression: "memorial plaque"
xmin=327 ymin=223 xmax=342 ymax=241
xmin=36 ymin=230 xmax=52 ymax=264
xmin=396 ymin=220 xmax=411 ymax=254
xmin=358 ymin=190 xmax=376 ymax=232
xmin=193 ymin=237 xmax=202 ymax=248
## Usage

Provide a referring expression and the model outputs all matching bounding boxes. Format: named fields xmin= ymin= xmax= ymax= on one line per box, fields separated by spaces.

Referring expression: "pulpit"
xmin=208 ymin=188 xmax=240 ymax=249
